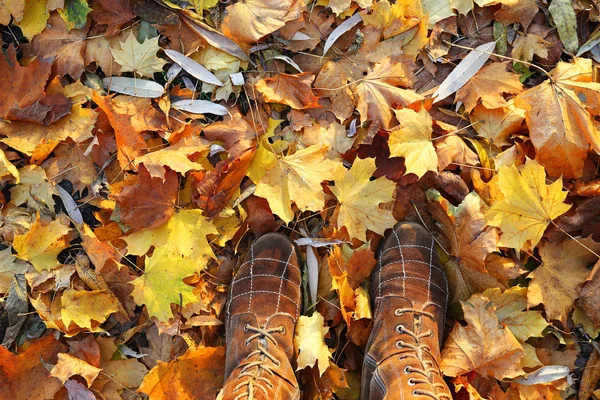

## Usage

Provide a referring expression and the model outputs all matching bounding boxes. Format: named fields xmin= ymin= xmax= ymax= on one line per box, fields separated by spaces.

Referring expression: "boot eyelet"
xmin=274 ymin=360 xmax=281 ymax=367
xmin=404 ymin=366 xmax=411 ymax=374
xmin=243 ymin=339 xmax=250 ymax=346
xmin=408 ymin=378 xmax=416 ymax=386
xmin=243 ymin=324 xmax=249 ymax=331
xmin=396 ymin=324 xmax=404 ymax=333
xmin=279 ymin=326 xmax=286 ymax=334
xmin=395 ymin=340 xmax=403 ymax=348
xmin=394 ymin=309 xmax=401 ymax=315
xmin=412 ymin=390 xmax=418 ymax=396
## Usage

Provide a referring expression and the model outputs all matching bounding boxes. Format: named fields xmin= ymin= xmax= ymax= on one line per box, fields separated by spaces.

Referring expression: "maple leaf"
xmin=441 ymin=294 xmax=525 ymax=380
xmin=50 ymin=353 xmax=102 ymax=387
xmin=13 ymin=214 xmax=71 ymax=272
xmin=92 ymin=92 xmax=166 ymax=169
xmin=514 ymin=59 xmax=600 ymax=179
xmin=0 ymin=45 xmax=71 ymax=125
xmin=24 ymin=12 xmax=88 ymax=79
xmin=134 ymin=135 xmax=209 ymax=180
xmin=60 ymin=288 xmax=120 ymax=330
xmin=483 ymin=287 xmax=548 ymax=342
xmin=388 ymin=107 xmax=437 ymax=178
xmin=300 ymin=122 xmax=355 ymax=158
xmin=528 ymin=237 xmax=600 ymax=323
xmin=360 ymin=0 xmax=422 ymax=39
xmin=511 ymin=34 xmax=550 ymax=63
xmin=124 ymin=209 xmax=218 ymax=267
xmin=115 ymin=166 xmax=178 ymax=231
xmin=0 ymin=0 xmax=24 ymax=25
xmin=138 ymin=346 xmax=225 ymax=399
xmin=0 ymin=248 xmax=29 ymax=293
xmin=485 ymin=158 xmax=571 ymax=252
xmin=10 ymin=165 xmax=58 ymax=210
xmin=221 ymin=0 xmax=303 ymax=42
xmin=330 ymin=157 xmax=396 ymax=242
xmin=131 ymin=247 xmax=198 ymax=322
xmin=110 ymin=31 xmax=167 ymax=78
xmin=254 ymin=144 xmax=340 ymax=223
xmin=470 ymin=101 xmax=526 ymax=147
xmin=42 ymin=142 xmax=97 ymax=194
xmin=0 ymin=335 xmax=66 ymax=400
xmin=455 ymin=62 xmax=523 ymax=112
xmin=255 ymin=73 xmax=321 ymax=109
xmin=355 ymin=57 xmax=423 ymax=131
xmin=295 ymin=311 xmax=332 ymax=377
xmin=0 ymin=104 xmax=96 ymax=163
xmin=435 ymin=134 xmax=479 ymax=171
xmin=90 ymin=0 xmax=135 ymax=36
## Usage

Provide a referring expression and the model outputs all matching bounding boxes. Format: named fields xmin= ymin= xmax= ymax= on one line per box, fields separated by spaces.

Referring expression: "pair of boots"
xmin=220 ymin=222 xmax=452 ymax=400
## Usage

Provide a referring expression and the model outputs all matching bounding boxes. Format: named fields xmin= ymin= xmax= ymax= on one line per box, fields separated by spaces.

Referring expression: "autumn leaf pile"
xmin=2 ymin=0 xmax=600 ymax=398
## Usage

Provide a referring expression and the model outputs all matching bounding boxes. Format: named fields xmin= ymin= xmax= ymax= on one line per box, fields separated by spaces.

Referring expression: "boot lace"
xmin=232 ymin=324 xmax=285 ymax=400
xmin=394 ymin=308 xmax=451 ymax=400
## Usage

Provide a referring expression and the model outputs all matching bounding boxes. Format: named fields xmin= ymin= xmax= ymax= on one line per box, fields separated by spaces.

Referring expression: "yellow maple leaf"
xmin=485 ymin=158 xmax=571 ymax=252
xmin=131 ymin=247 xmax=198 ymax=322
xmin=441 ymin=293 xmax=525 ymax=380
xmin=15 ymin=0 xmax=49 ymax=40
xmin=388 ymin=107 xmax=437 ymax=178
xmin=330 ymin=157 xmax=396 ymax=242
xmin=470 ymin=100 xmax=526 ymax=147
xmin=483 ymin=287 xmax=548 ymax=342
xmin=134 ymin=135 xmax=209 ymax=180
xmin=10 ymin=165 xmax=58 ymax=210
xmin=110 ymin=31 xmax=167 ymax=78
xmin=294 ymin=311 xmax=332 ymax=377
xmin=13 ymin=214 xmax=71 ymax=271
xmin=528 ymin=237 xmax=600 ymax=323
xmin=50 ymin=353 xmax=102 ymax=387
xmin=355 ymin=57 xmax=423 ymax=131
xmin=360 ymin=0 xmax=422 ymax=39
xmin=124 ymin=209 xmax=218 ymax=269
xmin=61 ymin=288 xmax=120 ymax=329
xmin=254 ymin=144 xmax=341 ymax=223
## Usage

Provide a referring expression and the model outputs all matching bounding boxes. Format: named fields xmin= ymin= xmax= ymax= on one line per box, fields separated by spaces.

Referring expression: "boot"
xmin=362 ymin=222 xmax=452 ymax=400
xmin=221 ymin=233 xmax=302 ymax=400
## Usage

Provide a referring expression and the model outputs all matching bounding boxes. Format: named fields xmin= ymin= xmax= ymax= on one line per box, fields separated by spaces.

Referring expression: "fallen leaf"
xmin=455 ymin=62 xmax=523 ymax=112
xmin=10 ymin=165 xmax=58 ymax=210
xmin=548 ymin=0 xmax=578 ymax=53
xmin=388 ymin=107 xmax=437 ymax=178
xmin=110 ymin=31 xmax=167 ymax=78
xmin=115 ymin=166 xmax=178 ymax=231
xmin=470 ymin=101 xmax=525 ymax=147
xmin=138 ymin=346 xmax=225 ymax=399
xmin=57 ymin=0 xmax=91 ymax=31
xmin=61 ymin=288 xmax=120 ymax=330
xmin=486 ymin=158 xmax=571 ymax=251
xmin=221 ymin=0 xmax=302 ymax=42
xmin=255 ymin=72 xmax=321 ymax=109
xmin=0 ymin=335 xmax=66 ymax=400
xmin=50 ymin=353 xmax=102 ymax=387
xmin=13 ymin=214 xmax=71 ymax=272
xmin=254 ymin=144 xmax=340 ymax=223
xmin=528 ymin=237 xmax=600 ymax=323
xmin=295 ymin=311 xmax=332 ymax=377
xmin=441 ymin=293 xmax=525 ymax=380
xmin=131 ymin=246 xmax=198 ymax=322
xmin=330 ymin=157 xmax=396 ymax=242
xmin=90 ymin=0 xmax=135 ymax=36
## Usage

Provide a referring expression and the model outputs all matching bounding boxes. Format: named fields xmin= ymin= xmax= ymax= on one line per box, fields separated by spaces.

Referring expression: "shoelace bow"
xmin=232 ymin=324 xmax=285 ymax=400
xmin=395 ymin=308 xmax=451 ymax=400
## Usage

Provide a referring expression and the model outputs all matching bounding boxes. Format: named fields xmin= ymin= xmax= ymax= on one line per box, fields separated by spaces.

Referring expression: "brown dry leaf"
xmin=528 ymin=237 xmax=600 ymax=323
xmin=138 ymin=346 xmax=225 ymax=399
xmin=511 ymin=34 xmax=551 ymax=63
xmin=0 ymin=335 xmax=66 ymax=400
xmin=90 ymin=0 xmax=135 ymax=36
xmin=222 ymin=0 xmax=303 ymax=42
xmin=92 ymin=92 xmax=167 ymax=169
xmin=0 ymin=45 xmax=71 ymax=125
xmin=255 ymin=72 xmax=321 ymax=109
xmin=494 ymin=0 xmax=539 ymax=30
xmin=10 ymin=165 xmax=58 ymax=210
xmin=24 ymin=12 xmax=88 ymax=79
xmin=115 ymin=166 xmax=178 ymax=231
xmin=42 ymin=142 xmax=97 ymax=194
xmin=470 ymin=101 xmax=525 ymax=147
xmin=50 ymin=353 xmax=102 ymax=387
xmin=456 ymin=62 xmax=523 ymax=112
xmin=436 ymin=134 xmax=479 ymax=171
xmin=441 ymin=294 xmax=525 ymax=380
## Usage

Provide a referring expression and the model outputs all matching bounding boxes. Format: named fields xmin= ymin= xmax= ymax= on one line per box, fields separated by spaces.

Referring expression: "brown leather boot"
xmin=362 ymin=222 xmax=452 ymax=400
xmin=221 ymin=233 xmax=302 ymax=400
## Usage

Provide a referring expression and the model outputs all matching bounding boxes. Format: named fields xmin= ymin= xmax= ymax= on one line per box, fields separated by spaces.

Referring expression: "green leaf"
xmin=548 ymin=0 xmax=578 ymax=53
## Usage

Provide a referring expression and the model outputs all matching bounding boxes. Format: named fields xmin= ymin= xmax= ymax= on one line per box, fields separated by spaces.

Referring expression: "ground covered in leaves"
xmin=1 ymin=0 xmax=600 ymax=398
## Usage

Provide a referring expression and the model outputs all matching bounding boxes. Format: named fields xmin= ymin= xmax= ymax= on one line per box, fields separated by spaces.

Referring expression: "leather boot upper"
xmin=362 ymin=222 xmax=452 ymax=400
xmin=221 ymin=233 xmax=302 ymax=400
